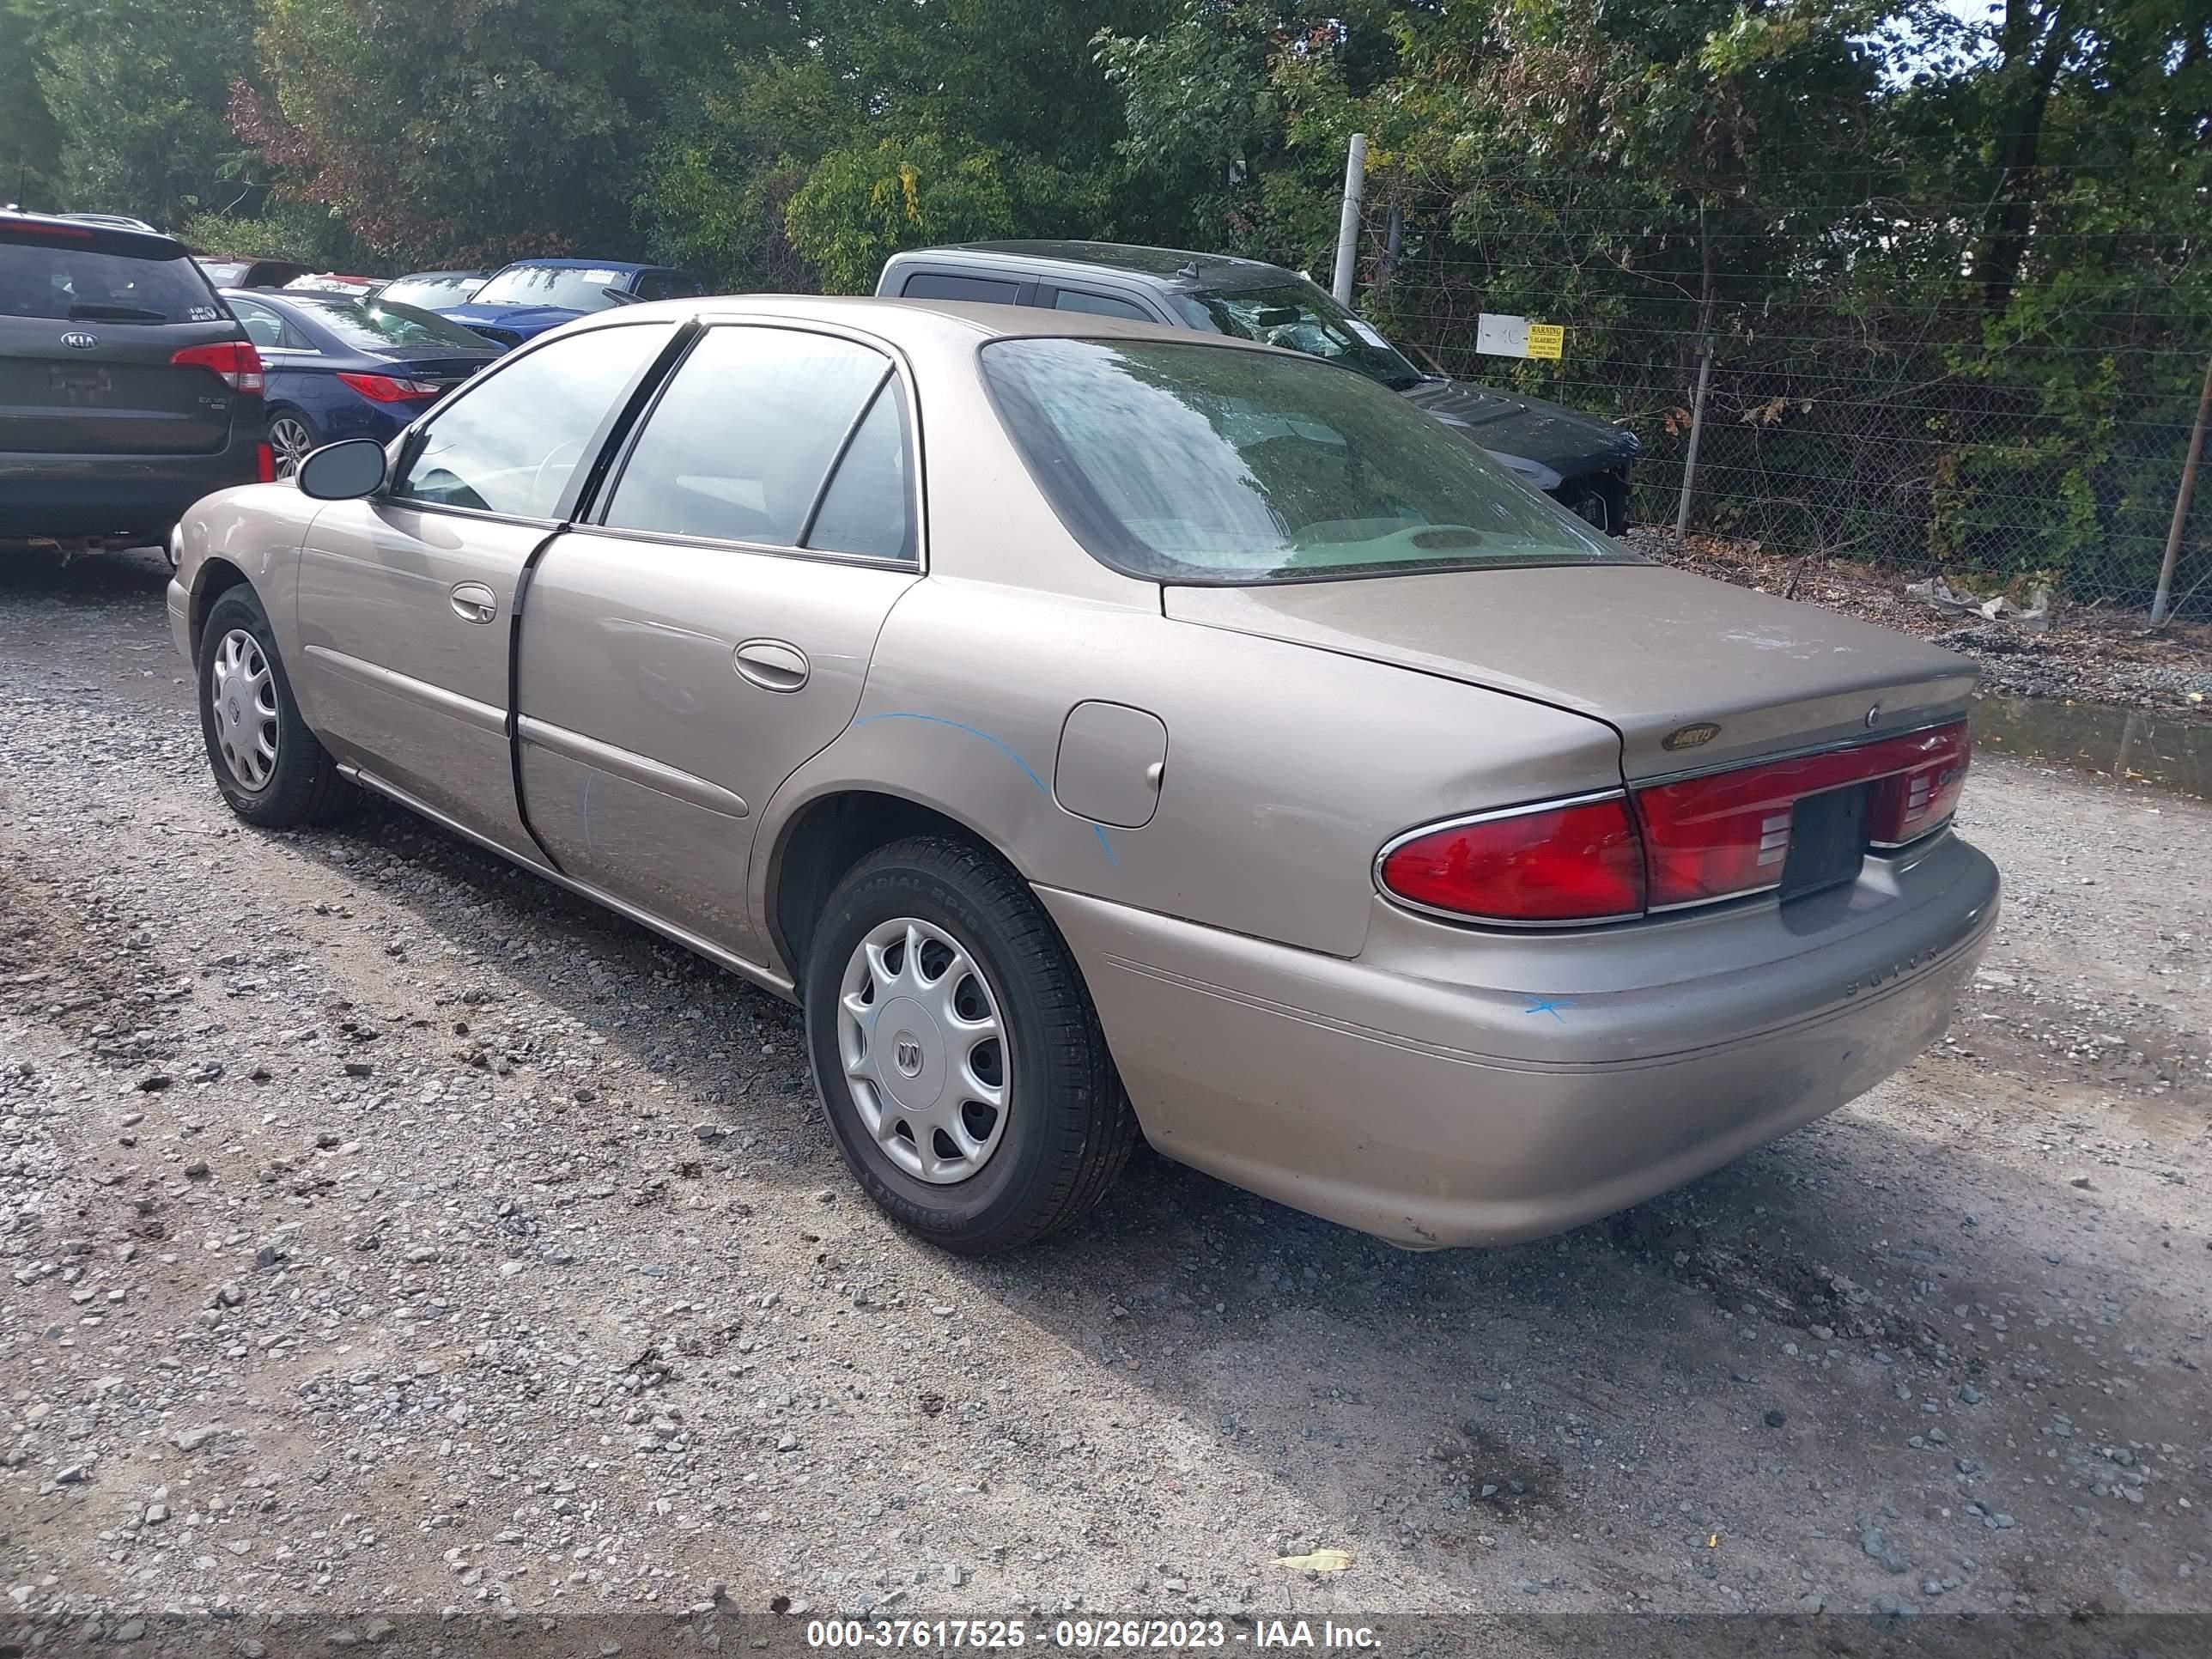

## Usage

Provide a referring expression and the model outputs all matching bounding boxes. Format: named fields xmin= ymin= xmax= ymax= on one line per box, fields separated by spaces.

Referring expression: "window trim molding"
xmin=581 ymin=319 xmax=927 ymax=572
xmin=378 ymin=317 xmax=686 ymax=531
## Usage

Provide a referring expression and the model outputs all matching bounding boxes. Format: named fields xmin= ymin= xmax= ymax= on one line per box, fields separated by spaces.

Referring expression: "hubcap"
xmin=836 ymin=918 xmax=1009 ymax=1184
xmin=209 ymin=628 xmax=279 ymax=791
xmin=269 ymin=417 xmax=313 ymax=479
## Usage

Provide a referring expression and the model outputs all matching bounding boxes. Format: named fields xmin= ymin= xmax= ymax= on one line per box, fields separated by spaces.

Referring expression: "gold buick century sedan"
xmin=168 ymin=296 xmax=1999 ymax=1254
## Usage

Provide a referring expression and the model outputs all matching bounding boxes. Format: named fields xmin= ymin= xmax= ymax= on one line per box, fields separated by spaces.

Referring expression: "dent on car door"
xmin=515 ymin=323 xmax=922 ymax=964
xmin=290 ymin=320 xmax=677 ymax=854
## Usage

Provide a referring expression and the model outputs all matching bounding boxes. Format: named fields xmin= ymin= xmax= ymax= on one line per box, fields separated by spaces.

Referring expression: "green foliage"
xmin=28 ymin=0 xmax=258 ymax=228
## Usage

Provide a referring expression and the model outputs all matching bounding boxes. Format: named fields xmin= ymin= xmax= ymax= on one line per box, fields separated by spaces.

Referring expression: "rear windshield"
xmin=380 ymin=274 xmax=483 ymax=308
xmin=1 ymin=229 xmax=223 ymax=325
xmin=288 ymin=295 xmax=492 ymax=352
xmin=1171 ymin=278 xmax=1426 ymax=391
xmin=981 ymin=337 xmax=1631 ymax=585
xmin=472 ymin=264 xmax=628 ymax=311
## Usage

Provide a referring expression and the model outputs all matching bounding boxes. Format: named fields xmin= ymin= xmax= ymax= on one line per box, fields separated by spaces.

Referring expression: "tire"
xmin=197 ymin=585 xmax=352 ymax=827
xmin=266 ymin=407 xmax=320 ymax=480
xmin=803 ymin=836 xmax=1139 ymax=1254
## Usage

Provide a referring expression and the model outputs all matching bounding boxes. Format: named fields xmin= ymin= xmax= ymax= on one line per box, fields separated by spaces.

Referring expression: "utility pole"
xmin=1331 ymin=133 xmax=1367 ymax=307
xmin=2150 ymin=350 xmax=2212 ymax=623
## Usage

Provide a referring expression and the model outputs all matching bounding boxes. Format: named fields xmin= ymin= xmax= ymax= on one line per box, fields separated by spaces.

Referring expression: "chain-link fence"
xmin=1351 ymin=190 xmax=2209 ymax=617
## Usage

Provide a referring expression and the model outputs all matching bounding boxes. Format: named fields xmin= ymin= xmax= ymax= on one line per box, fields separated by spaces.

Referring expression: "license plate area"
xmin=1779 ymin=782 xmax=1869 ymax=902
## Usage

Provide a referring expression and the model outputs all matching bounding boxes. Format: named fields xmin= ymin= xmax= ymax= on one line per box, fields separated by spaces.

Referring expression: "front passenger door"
xmin=292 ymin=320 xmax=677 ymax=855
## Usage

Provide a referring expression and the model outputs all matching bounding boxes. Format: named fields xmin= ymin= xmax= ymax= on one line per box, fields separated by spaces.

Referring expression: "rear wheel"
xmin=266 ymin=408 xmax=319 ymax=479
xmin=196 ymin=585 xmax=351 ymax=827
xmin=803 ymin=836 xmax=1138 ymax=1254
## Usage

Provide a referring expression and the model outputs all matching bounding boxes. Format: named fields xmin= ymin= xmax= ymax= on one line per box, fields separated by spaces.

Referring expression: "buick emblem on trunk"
xmin=1662 ymin=721 xmax=1722 ymax=751
xmin=61 ymin=331 xmax=99 ymax=350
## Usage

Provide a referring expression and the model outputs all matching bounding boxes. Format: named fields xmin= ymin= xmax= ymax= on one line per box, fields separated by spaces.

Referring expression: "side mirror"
xmin=295 ymin=437 xmax=387 ymax=501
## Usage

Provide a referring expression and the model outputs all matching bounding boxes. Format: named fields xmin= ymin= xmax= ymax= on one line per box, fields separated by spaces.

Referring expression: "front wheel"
xmin=803 ymin=836 xmax=1138 ymax=1254
xmin=196 ymin=585 xmax=351 ymax=826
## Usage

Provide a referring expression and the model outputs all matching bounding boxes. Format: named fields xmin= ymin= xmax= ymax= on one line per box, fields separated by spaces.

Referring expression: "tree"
xmin=29 ymin=0 xmax=257 ymax=228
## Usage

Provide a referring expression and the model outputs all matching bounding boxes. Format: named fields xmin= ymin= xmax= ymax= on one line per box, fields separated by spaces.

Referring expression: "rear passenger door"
xmin=514 ymin=322 xmax=922 ymax=963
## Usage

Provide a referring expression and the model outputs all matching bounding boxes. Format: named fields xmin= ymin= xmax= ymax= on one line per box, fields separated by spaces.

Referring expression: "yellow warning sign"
xmin=1526 ymin=323 xmax=1565 ymax=361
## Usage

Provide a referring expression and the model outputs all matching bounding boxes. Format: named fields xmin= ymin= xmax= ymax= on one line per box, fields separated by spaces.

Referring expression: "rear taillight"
xmin=337 ymin=371 xmax=440 ymax=403
xmin=1638 ymin=721 xmax=1971 ymax=908
xmin=1869 ymin=722 xmax=1972 ymax=847
xmin=1378 ymin=720 xmax=1971 ymax=927
xmin=1376 ymin=795 xmax=1646 ymax=925
xmin=170 ymin=340 xmax=264 ymax=395
xmin=256 ymin=442 xmax=276 ymax=483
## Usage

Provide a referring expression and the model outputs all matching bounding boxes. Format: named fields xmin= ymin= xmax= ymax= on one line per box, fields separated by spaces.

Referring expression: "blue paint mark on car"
xmin=854 ymin=712 xmax=1118 ymax=865
xmin=1522 ymin=996 xmax=1576 ymax=1022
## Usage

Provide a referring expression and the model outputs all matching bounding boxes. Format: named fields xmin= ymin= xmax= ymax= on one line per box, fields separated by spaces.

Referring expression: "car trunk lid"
xmin=1163 ymin=562 xmax=1976 ymax=782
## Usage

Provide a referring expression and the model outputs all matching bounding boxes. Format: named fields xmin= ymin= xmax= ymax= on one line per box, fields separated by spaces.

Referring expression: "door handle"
xmin=449 ymin=581 xmax=498 ymax=624
xmin=733 ymin=638 xmax=809 ymax=692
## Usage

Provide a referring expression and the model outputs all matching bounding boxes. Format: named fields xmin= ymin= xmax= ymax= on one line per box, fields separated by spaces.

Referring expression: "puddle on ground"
xmin=1972 ymin=694 xmax=2212 ymax=802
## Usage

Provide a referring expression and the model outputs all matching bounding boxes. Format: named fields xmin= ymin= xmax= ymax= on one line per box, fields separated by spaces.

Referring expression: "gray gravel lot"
xmin=3 ymin=550 xmax=2209 ymax=1634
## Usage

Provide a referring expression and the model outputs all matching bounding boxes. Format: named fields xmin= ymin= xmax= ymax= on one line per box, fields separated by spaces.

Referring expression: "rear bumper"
xmin=0 ymin=431 xmax=262 ymax=543
xmin=1042 ymin=832 xmax=1998 ymax=1248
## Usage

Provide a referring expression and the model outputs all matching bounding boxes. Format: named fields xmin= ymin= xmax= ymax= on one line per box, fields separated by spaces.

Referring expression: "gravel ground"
xmin=3 ymin=550 xmax=2209 ymax=1640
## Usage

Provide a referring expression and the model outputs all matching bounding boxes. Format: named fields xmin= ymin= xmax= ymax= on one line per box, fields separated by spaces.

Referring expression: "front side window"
xmin=599 ymin=326 xmax=899 ymax=551
xmin=981 ymin=337 xmax=1632 ymax=585
xmin=471 ymin=264 xmax=629 ymax=312
xmin=1173 ymin=279 xmax=1425 ymax=392
xmin=633 ymin=270 xmax=701 ymax=302
xmin=392 ymin=322 xmax=673 ymax=519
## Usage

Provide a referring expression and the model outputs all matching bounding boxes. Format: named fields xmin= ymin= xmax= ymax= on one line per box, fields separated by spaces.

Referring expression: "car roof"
xmin=489 ymin=258 xmax=671 ymax=273
xmin=2 ymin=209 xmax=190 ymax=260
xmin=907 ymin=240 xmax=1300 ymax=293
xmin=392 ymin=268 xmax=491 ymax=280
xmin=553 ymin=293 xmax=1297 ymax=360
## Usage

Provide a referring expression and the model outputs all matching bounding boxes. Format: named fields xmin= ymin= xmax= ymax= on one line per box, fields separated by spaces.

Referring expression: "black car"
xmin=877 ymin=240 xmax=1638 ymax=532
xmin=3 ymin=212 xmax=269 ymax=550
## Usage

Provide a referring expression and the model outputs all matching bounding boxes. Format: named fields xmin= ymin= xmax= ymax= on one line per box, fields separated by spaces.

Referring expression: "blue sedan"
xmin=434 ymin=258 xmax=703 ymax=347
xmin=222 ymin=289 xmax=505 ymax=476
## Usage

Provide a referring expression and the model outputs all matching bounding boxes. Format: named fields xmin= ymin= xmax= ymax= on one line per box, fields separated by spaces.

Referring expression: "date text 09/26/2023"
xmin=804 ymin=1620 xmax=1383 ymax=1651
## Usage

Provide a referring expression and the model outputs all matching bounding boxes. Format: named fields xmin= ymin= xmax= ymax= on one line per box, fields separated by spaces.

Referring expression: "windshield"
xmin=1171 ymin=279 xmax=1426 ymax=391
xmin=981 ymin=338 xmax=1628 ymax=585
xmin=471 ymin=264 xmax=629 ymax=311
xmin=380 ymin=273 xmax=483 ymax=308
xmin=1 ymin=230 xmax=222 ymax=324
xmin=288 ymin=295 xmax=493 ymax=352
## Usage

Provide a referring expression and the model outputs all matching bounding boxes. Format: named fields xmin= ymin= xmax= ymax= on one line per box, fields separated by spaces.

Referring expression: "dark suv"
xmin=3 ymin=212 xmax=270 ymax=551
xmin=878 ymin=240 xmax=1638 ymax=532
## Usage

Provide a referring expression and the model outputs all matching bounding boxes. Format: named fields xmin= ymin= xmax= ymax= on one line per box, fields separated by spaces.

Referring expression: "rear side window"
xmin=805 ymin=386 xmax=913 ymax=562
xmin=599 ymin=326 xmax=898 ymax=552
xmin=393 ymin=322 xmax=675 ymax=519
xmin=1051 ymin=289 xmax=1148 ymax=321
xmin=1 ymin=228 xmax=223 ymax=325
xmin=226 ymin=295 xmax=309 ymax=351
xmin=902 ymin=272 xmax=1021 ymax=305
xmin=981 ymin=337 xmax=1630 ymax=585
